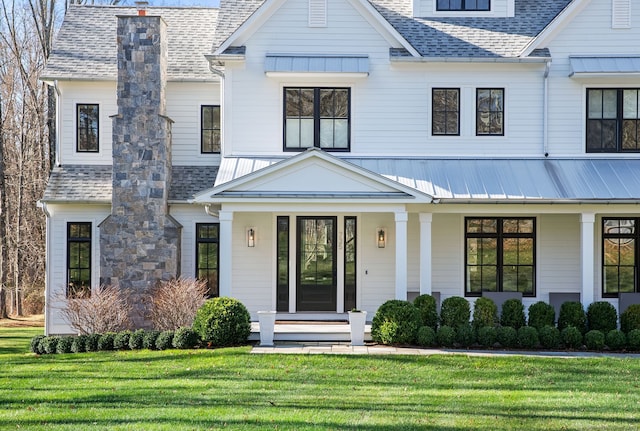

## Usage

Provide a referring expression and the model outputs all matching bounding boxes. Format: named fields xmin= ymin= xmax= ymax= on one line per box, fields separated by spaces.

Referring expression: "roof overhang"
xmin=569 ymin=56 xmax=640 ymax=78
xmin=265 ymin=54 xmax=369 ymax=77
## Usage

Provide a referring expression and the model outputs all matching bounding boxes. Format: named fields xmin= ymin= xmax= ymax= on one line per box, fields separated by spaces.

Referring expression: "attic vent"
xmin=612 ymin=0 xmax=631 ymax=29
xmin=309 ymin=0 xmax=327 ymax=27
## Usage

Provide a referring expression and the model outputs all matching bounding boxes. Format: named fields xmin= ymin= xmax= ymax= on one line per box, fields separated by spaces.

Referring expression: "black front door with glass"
xmin=296 ymin=217 xmax=337 ymax=311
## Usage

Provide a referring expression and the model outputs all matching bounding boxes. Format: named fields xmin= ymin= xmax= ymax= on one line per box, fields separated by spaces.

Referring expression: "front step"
xmin=249 ymin=321 xmax=372 ymax=342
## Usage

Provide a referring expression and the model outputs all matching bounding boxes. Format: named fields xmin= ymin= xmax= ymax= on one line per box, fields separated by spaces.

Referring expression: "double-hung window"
xmin=201 ymin=105 xmax=221 ymax=153
xmin=76 ymin=104 xmax=99 ymax=152
xmin=67 ymin=222 xmax=92 ymax=298
xmin=284 ymin=87 xmax=350 ymax=151
xmin=465 ymin=217 xmax=535 ymax=297
xmin=196 ymin=223 xmax=219 ymax=298
xmin=437 ymin=0 xmax=490 ymax=11
xmin=432 ymin=88 xmax=460 ymax=135
xmin=476 ymin=88 xmax=504 ymax=135
xmin=603 ymin=218 xmax=640 ymax=297
xmin=587 ymin=88 xmax=640 ymax=152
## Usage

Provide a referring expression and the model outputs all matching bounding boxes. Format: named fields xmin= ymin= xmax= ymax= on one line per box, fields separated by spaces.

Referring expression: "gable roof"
xmin=42 ymin=5 xmax=219 ymax=81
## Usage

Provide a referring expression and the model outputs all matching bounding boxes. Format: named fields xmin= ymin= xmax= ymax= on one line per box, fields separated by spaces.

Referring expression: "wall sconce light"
xmin=377 ymin=228 xmax=386 ymax=248
xmin=247 ymin=227 xmax=256 ymax=247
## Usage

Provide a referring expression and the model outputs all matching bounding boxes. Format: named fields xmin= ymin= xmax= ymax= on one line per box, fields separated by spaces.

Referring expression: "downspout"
xmin=37 ymin=201 xmax=51 ymax=335
xmin=543 ymin=62 xmax=550 ymax=157
xmin=53 ymin=80 xmax=61 ymax=167
xmin=204 ymin=204 xmax=219 ymax=219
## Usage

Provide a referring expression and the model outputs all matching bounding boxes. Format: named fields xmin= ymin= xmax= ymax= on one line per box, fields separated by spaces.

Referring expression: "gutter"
xmin=390 ymin=56 xmax=552 ymax=64
xmin=543 ymin=62 xmax=550 ymax=157
xmin=53 ymin=81 xmax=61 ymax=167
xmin=36 ymin=201 xmax=51 ymax=336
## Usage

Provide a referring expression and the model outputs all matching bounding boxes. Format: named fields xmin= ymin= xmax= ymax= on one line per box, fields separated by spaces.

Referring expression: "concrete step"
xmin=249 ymin=321 xmax=372 ymax=342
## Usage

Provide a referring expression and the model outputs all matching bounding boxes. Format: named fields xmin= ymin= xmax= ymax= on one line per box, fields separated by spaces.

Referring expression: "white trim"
xmin=395 ymin=210 xmax=408 ymax=300
xmin=218 ymin=210 xmax=234 ymax=297
xmin=419 ymin=213 xmax=433 ymax=295
xmin=580 ymin=212 xmax=596 ymax=307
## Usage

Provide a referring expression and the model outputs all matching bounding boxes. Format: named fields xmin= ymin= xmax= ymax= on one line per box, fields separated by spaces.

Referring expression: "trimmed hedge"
xmin=538 ymin=325 xmax=560 ymax=349
xmin=561 ymin=326 xmax=583 ymax=349
xmin=156 ymin=330 xmax=175 ymax=350
xmin=496 ymin=326 xmax=518 ymax=348
xmin=472 ymin=297 xmax=497 ymax=329
xmin=113 ymin=330 xmax=132 ymax=350
xmin=477 ymin=326 xmax=497 ymax=348
xmin=98 ymin=333 xmax=116 ymax=351
xmin=416 ymin=326 xmax=436 ymax=347
xmin=71 ymin=335 xmax=87 ymax=353
xmin=620 ymin=304 xmax=640 ymax=334
xmin=192 ymin=297 xmax=251 ymax=347
xmin=440 ymin=296 xmax=470 ymax=328
xmin=455 ymin=324 xmax=476 ymax=348
xmin=500 ymin=299 xmax=525 ymax=330
xmin=586 ymin=302 xmax=617 ymax=333
xmin=173 ymin=327 xmax=199 ymax=349
xmin=558 ymin=302 xmax=586 ymax=334
xmin=628 ymin=329 xmax=640 ymax=351
xmin=517 ymin=326 xmax=539 ymax=349
xmin=606 ymin=330 xmax=626 ymax=351
xmin=413 ymin=294 xmax=439 ymax=330
xmin=128 ymin=329 xmax=145 ymax=350
xmin=371 ymin=300 xmax=421 ymax=345
xmin=56 ymin=336 xmax=74 ymax=354
xmin=143 ymin=330 xmax=161 ymax=350
xmin=436 ymin=325 xmax=456 ymax=348
xmin=30 ymin=335 xmax=45 ymax=354
xmin=527 ymin=302 xmax=555 ymax=330
xmin=584 ymin=330 xmax=605 ymax=351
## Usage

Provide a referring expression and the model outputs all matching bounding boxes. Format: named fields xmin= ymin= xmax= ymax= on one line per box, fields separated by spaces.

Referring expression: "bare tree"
xmin=58 ymin=285 xmax=133 ymax=334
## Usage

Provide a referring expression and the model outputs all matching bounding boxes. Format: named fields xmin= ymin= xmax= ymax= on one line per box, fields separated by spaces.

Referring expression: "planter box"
xmin=257 ymin=311 xmax=277 ymax=346
xmin=348 ymin=311 xmax=367 ymax=346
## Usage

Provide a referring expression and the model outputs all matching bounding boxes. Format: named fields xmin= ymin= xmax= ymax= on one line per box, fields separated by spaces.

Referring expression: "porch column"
xmin=395 ymin=211 xmax=408 ymax=300
xmin=419 ymin=213 xmax=432 ymax=295
xmin=219 ymin=210 xmax=233 ymax=297
xmin=580 ymin=212 xmax=596 ymax=307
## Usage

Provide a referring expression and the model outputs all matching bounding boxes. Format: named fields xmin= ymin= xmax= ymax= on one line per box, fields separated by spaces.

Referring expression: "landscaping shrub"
xmin=59 ymin=284 xmax=132 ymax=335
xmin=620 ymin=304 xmax=640 ymax=333
xmin=500 ymin=299 xmax=525 ymax=329
xmin=71 ymin=335 xmax=87 ymax=353
xmin=455 ymin=324 xmax=476 ymax=347
xmin=143 ymin=330 xmax=161 ymax=350
xmin=527 ymin=302 xmax=555 ymax=330
xmin=416 ymin=326 xmax=436 ymax=347
xmin=517 ymin=326 xmax=539 ymax=349
xmin=145 ymin=277 xmax=209 ymax=331
xmin=128 ymin=329 xmax=145 ymax=350
xmin=56 ymin=336 xmax=74 ymax=354
xmin=113 ymin=330 xmax=132 ymax=350
xmin=85 ymin=333 xmax=101 ymax=352
xmin=98 ymin=332 xmax=116 ymax=351
xmin=436 ymin=325 xmax=456 ymax=347
xmin=558 ymin=302 xmax=586 ymax=334
xmin=192 ymin=297 xmax=252 ymax=347
xmin=587 ymin=302 xmax=618 ymax=333
xmin=561 ymin=326 xmax=583 ymax=349
xmin=476 ymin=326 xmax=497 ymax=348
xmin=627 ymin=329 xmax=640 ymax=351
xmin=413 ymin=294 xmax=439 ymax=330
xmin=42 ymin=336 xmax=60 ymax=354
xmin=155 ymin=330 xmax=175 ymax=350
xmin=439 ymin=296 xmax=470 ymax=328
xmin=370 ymin=300 xmax=421 ymax=345
xmin=584 ymin=330 xmax=605 ymax=351
xmin=538 ymin=325 xmax=560 ymax=349
xmin=606 ymin=329 xmax=626 ymax=351
xmin=172 ymin=327 xmax=199 ymax=349
xmin=30 ymin=335 xmax=45 ymax=354
xmin=496 ymin=326 xmax=518 ymax=348
xmin=472 ymin=297 xmax=497 ymax=329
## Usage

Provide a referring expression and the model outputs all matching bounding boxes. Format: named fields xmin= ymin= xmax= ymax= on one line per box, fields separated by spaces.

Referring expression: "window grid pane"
xmin=196 ymin=223 xmax=220 ymax=297
xmin=603 ymin=218 xmax=639 ymax=296
xmin=76 ymin=104 xmax=99 ymax=152
xmin=587 ymin=88 xmax=640 ymax=153
xmin=476 ymin=89 xmax=504 ymax=136
xmin=201 ymin=106 xmax=221 ymax=153
xmin=432 ymin=88 xmax=460 ymax=136
xmin=67 ymin=222 xmax=92 ymax=298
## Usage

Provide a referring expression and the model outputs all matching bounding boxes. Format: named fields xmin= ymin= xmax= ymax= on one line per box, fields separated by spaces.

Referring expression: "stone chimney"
xmin=100 ymin=12 xmax=181 ymax=327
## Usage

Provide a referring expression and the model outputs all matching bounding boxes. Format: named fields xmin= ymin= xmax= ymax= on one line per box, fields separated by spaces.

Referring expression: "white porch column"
xmin=580 ymin=212 xmax=596 ymax=307
xmin=219 ymin=210 xmax=233 ymax=297
xmin=419 ymin=213 xmax=433 ymax=295
xmin=395 ymin=211 xmax=408 ymax=300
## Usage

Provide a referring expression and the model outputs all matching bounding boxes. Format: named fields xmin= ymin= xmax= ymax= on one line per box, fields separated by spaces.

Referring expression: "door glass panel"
xmin=344 ymin=217 xmax=357 ymax=311
xmin=297 ymin=217 xmax=337 ymax=311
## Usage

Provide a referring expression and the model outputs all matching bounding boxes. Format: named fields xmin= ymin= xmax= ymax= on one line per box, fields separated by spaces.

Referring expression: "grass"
xmin=2 ymin=327 xmax=640 ymax=430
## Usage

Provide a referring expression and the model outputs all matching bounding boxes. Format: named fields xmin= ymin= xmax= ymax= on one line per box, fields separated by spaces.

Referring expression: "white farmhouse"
xmin=40 ymin=0 xmax=640 ymax=336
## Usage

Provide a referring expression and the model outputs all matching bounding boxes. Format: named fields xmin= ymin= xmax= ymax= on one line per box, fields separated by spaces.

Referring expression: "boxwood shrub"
xmin=472 ymin=297 xmax=497 ymax=330
xmin=455 ymin=324 xmax=476 ymax=348
xmin=30 ymin=335 xmax=45 ymax=354
xmin=172 ymin=327 xmax=199 ymax=349
xmin=606 ymin=329 xmax=626 ymax=351
xmin=436 ymin=325 xmax=456 ymax=348
xmin=85 ymin=333 xmax=101 ymax=352
xmin=561 ymin=326 xmax=583 ymax=349
xmin=98 ymin=332 xmax=116 ymax=351
xmin=527 ymin=302 xmax=555 ymax=330
xmin=128 ymin=329 xmax=145 ymax=350
xmin=476 ymin=326 xmax=497 ymax=348
xmin=517 ymin=326 xmax=539 ymax=349
xmin=143 ymin=330 xmax=161 ymax=350
xmin=627 ymin=329 xmax=640 ymax=351
xmin=113 ymin=330 xmax=132 ymax=350
xmin=620 ymin=304 xmax=640 ymax=334
xmin=71 ymin=335 xmax=88 ymax=353
xmin=558 ymin=302 xmax=586 ymax=334
xmin=586 ymin=301 xmax=618 ymax=333
xmin=440 ymin=296 xmax=470 ymax=328
xmin=584 ymin=330 xmax=605 ymax=351
xmin=371 ymin=300 xmax=421 ymax=345
xmin=496 ymin=326 xmax=518 ymax=348
xmin=413 ymin=294 xmax=439 ymax=330
xmin=538 ymin=325 xmax=560 ymax=349
xmin=155 ymin=330 xmax=174 ymax=350
xmin=416 ymin=326 xmax=436 ymax=347
xmin=56 ymin=336 xmax=74 ymax=354
xmin=500 ymin=299 xmax=525 ymax=330
xmin=192 ymin=297 xmax=251 ymax=347
xmin=42 ymin=336 xmax=60 ymax=354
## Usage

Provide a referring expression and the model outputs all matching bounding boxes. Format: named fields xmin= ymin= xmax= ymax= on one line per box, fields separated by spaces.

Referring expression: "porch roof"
xmin=215 ymin=157 xmax=640 ymax=203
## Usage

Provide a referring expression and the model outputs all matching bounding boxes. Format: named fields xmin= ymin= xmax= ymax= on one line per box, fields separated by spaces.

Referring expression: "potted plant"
xmin=348 ymin=309 xmax=367 ymax=346
xmin=257 ymin=311 xmax=277 ymax=346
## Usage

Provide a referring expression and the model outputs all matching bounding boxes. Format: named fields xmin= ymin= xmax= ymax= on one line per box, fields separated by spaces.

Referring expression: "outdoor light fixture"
xmin=377 ymin=228 xmax=386 ymax=248
xmin=247 ymin=227 xmax=256 ymax=247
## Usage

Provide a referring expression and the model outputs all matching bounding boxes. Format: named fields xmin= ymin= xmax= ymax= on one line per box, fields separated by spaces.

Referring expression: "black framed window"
xmin=67 ymin=222 xmax=91 ymax=298
xmin=344 ymin=216 xmax=357 ymax=311
xmin=201 ymin=105 xmax=221 ymax=153
xmin=432 ymin=88 xmax=460 ymax=135
xmin=284 ymin=87 xmax=350 ymax=151
xmin=465 ymin=217 xmax=535 ymax=297
xmin=76 ymin=104 xmax=99 ymax=152
xmin=587 ymin=89 xmax=640 ymax=152
xmin=276 ymin=216 xmax=290 ymax=311
xmin=437 ymin=0 xmax=490 ymax=11
xmin=603 ymin=218 xmax=639 ymax=297
xmin=196 ymin=223 xmax=219 ymax=298
xmin=476 ymin=88 xmax=504 ymax=135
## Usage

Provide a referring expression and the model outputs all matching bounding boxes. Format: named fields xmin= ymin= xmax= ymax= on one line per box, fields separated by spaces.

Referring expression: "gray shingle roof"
xmin=42 ymin=165 xmax=218 ymax=203
xmin=211 ymin=0 xmax=265 ymax=53
xmin=42 ymin=5 xmax=219 ymax=81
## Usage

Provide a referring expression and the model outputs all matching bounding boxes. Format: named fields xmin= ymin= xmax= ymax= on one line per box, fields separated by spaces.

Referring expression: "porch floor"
xmin=249 ymin=321 xmax=372 ymax=342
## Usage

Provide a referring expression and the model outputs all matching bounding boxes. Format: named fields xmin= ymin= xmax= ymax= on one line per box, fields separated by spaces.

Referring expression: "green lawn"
xmin=2 ymin=327 xmax=640 ymax=430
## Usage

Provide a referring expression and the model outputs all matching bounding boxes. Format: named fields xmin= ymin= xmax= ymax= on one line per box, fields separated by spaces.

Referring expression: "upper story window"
xmin=201 ymin=105 xmax=221 ymax=154
xmin=76 ymin=104 xmax=99 ymax=152
xmin=437 ymin=0 xmax=490 ymax=11
xmin=67 ymin=222 xmax=91 ymax=298
xmin=432 ymin=88 xmax=460 ymax=136
xmin=603 ymin=218 xmax=639 ymax=297
xmin=284 ymin=87 xmax=350 ymax=152
xmin=587 ymin=88 xmax=640 ymax=153
xmin=476 ymin=88 xmax=504 ymax=136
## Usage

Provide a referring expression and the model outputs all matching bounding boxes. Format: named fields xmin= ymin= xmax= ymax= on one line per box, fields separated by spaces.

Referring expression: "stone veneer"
xmin=100 ymin=14 xmax=181 ymax=327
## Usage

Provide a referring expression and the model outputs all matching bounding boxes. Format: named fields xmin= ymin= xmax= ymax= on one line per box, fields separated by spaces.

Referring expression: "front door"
xmin=296 ymin=217 xmax=337 ymax=311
